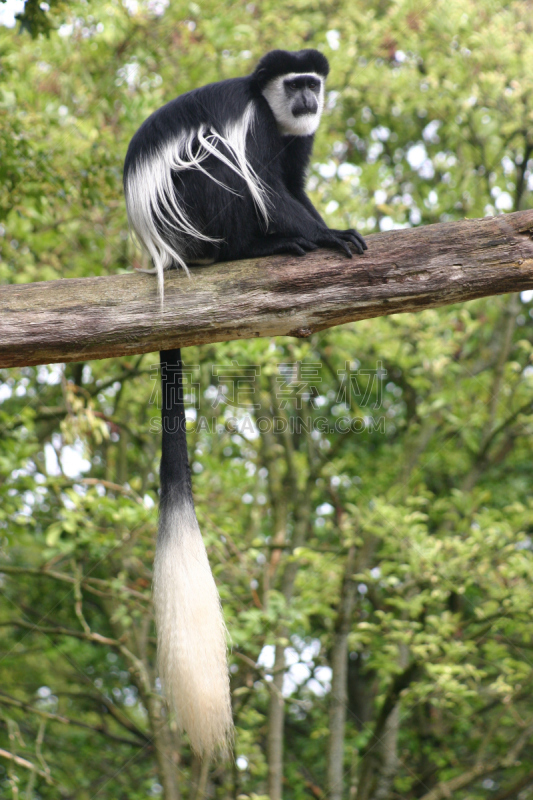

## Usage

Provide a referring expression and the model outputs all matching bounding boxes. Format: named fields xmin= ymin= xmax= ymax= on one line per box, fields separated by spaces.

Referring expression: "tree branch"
xmin=0 ymin=564 xmax=148 ymax=601
xmin=1 ymin=211 xmax=532 ymax=368
xmin=0 ymin=619 xmax=152 ymax=694
xmin=0 ymin=693 xmax=145 ymax=747
xmin=0 ymin=747 xmax=53 ymax=782
xmin=417 ymin=722 xmax=533 ymax=800
xmin=55 ymin=690 xmax=151 ymax=742
xmin=492 ymin=768 xmax=533 ymax=800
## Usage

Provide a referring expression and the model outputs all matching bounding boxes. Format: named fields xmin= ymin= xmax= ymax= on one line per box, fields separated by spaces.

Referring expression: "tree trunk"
xmin=372 ymin=705 xmax=400 ymax=800
xmin=327 ymin=545 xmax=358 ymax=800
xmin=148 ymin=700 xmax=182 ymax=800
xmin=267 ymin=644 xmax=286 ymax=800
xmin=267 ymin=492 xmax=312 ymax=799
xmin=355 ymin=662 xmax=419 ymax=800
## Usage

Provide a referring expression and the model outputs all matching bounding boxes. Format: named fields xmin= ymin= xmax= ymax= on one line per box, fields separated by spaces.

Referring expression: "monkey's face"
xmin=284 ymin=75 xmax=321 ymax=117
xmin=262 ymin=72 xmax=325 ymax=137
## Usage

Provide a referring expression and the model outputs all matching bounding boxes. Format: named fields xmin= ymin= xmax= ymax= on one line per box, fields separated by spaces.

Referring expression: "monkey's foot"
xmin=134 ymin=265 xmax=158 ymax=274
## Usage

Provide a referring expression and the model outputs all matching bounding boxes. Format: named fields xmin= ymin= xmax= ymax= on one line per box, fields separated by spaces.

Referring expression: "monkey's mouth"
xmin=292 ymin=105 xmax=318 ymax=117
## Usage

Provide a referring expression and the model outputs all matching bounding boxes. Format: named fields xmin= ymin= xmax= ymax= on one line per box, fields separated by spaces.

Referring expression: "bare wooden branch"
xmin=0 ymin=747 xmax=52 ymax=782
xmin=1 ymin=210 xmax=533 ymax=368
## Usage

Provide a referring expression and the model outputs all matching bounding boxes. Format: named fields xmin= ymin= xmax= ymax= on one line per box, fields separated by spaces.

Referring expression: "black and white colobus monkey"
xmin=123 ymin=49 xmax=367 ymax=756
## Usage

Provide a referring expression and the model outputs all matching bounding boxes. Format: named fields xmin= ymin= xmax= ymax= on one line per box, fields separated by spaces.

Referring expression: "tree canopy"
xmin=0 ymin=1 xmax=533 ymax=798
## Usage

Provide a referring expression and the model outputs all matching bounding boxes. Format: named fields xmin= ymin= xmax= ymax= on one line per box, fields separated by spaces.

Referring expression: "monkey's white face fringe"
xmin=124 ymin=102 xmax=270 ymax=301
xmin=153 ymin=504 xmax=233 ymax=756
xmin=262 ymin=73 xmax=324 ymax=137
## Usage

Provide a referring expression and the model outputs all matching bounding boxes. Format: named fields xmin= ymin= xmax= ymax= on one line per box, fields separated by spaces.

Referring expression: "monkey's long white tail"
xmin=154 ymin=348 xmax=233 ymax=756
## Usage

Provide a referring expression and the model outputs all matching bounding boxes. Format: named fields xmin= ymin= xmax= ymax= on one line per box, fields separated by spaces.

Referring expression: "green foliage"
xmin=1 ymin=1 xmax=533 ymax=798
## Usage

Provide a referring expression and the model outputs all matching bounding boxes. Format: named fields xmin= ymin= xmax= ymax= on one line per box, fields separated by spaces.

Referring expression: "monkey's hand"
xmin=321 ymin=229 xmax=367 ymax=257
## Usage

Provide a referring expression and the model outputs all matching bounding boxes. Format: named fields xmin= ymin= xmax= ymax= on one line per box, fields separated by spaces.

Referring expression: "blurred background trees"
xmin=1 ymin=0 xmax=533 ymax=797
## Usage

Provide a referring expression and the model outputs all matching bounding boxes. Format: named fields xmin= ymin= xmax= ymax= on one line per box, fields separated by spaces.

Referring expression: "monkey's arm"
xmin=267 ymin=180 xmax=366 ymax=256
xmin=277 ymin=137 xmax=367 ymax=254
xmin=291 ymin=187 xmax=327 ymax=225
xmin=289 ymin=188 xmax=367 ymax=254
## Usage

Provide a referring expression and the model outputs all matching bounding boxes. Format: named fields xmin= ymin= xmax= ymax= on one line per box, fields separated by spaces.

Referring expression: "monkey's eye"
xmin=290 ymin=81 xmax=299 ymax=89
xmin=308 ymin=80 xmax=317 ymax=89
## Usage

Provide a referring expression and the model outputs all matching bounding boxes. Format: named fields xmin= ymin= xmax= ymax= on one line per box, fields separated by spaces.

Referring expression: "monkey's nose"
xmin=293 ymin=96 xmax=318 ymax=116
xmin=303 ymin=90 xmax=318 ymax=113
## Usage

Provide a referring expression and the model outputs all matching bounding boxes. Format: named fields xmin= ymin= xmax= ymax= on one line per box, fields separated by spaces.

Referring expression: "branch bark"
xmin=1 ymin=211 xmax=532 ymax=368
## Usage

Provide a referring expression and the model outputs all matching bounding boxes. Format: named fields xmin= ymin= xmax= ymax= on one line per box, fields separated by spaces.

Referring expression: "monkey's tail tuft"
xmin=153 ymin=502 xmax=233 ymax=757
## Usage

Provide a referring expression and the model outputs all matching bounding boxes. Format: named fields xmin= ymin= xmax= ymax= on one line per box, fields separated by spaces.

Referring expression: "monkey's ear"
xmin=254 ymin=67 xmax=267 ymax=83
